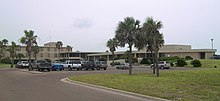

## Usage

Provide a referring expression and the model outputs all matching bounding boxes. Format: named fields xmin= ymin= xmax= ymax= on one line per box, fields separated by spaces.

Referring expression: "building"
xmin=4 ymin=43 xmax=216 ymax=62
xmin=61 ymin=44 xmax=216 ymax=62
xmin=5 ymin=42 xmax=71 ymax=61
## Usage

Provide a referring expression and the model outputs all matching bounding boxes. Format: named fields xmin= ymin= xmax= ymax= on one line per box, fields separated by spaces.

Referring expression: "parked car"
xmin=31 ymin=60 xmax=51 ymax=71
xmin=51 ymin=61 xmax=64 ymax=71
xmin=81 ymin=61 xmax=96 ymax=70
xmin=16 ymin=61 xmax=29 ymax=69
xmin=116 ymin=63 xmax=129 ymax=69
xmin=150 ymin=61 xmax=171 ymax=69
xmin=95 ymin=61 xmax=108 ymax=70
xmin=62 ymin=60 xmax=82 ymax=71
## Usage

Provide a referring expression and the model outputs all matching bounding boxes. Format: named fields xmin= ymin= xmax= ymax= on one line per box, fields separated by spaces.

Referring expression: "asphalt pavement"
xmin=0 ymin=67 xmax=167 ymax=101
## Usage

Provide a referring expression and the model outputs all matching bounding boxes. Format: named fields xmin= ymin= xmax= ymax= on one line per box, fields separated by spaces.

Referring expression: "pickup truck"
xmin=31 ymin=60 xmax=51 ymax=71
xmin=95 ymin=61 xmax=108 ymax=70
xmin=62 ymin=60 xmax=82 ymax=71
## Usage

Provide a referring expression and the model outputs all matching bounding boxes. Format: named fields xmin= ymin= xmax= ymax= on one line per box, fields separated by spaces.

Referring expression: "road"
xmin=0 ymin=67 xmax=161 ymax=101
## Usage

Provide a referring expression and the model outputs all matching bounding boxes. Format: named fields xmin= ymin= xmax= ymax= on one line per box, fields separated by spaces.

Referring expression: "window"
xmin=47 ymin=48 xmax=50 ymax=51
xmin=54 ymin=53 xmax=58 ymax=58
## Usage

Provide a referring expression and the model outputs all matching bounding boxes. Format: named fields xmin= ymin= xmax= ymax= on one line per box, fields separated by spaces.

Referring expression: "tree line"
xmin=0 ymin=30 xmax=72 ymax=71
xmin=106 ymin=17 xmax=164 ymax=77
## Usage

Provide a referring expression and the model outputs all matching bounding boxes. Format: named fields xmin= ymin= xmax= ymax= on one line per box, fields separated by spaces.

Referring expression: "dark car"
xmin=31 ymin=60 xmax=51 ymax=71
xmin=51 ymin=61 xmax=64 ymax=71
xmin=81 ymin=61 xmax=96 ymax=70
xmin=95 ymin=61 xmax=108 ymax=70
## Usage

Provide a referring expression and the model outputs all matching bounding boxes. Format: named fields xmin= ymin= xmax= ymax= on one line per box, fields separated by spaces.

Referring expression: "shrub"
xmin=110 ymin=62 xmax=120 ymax=66
xmin=191 ymin=59 xmax=201 ymax=67
xmin=185 ymin=56 xmax=193 ymax=60
xmin=140 ymin=58 xmax=151 ymax=64
xmin=0 ymin=57 xmax=11 ymax=64
xmin=176 ymin=59 xmax=187 ymax=67
xmin=132 ymin=58 xmax=138 ymax=63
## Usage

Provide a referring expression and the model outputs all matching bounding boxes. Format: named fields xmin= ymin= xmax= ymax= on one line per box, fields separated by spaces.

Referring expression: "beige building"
xmin=5 ymin=42 xmax=71 ymax=61
xmin=4 ymin=43 xmax=216 ymax=62
xmin=69 ymin=45 xmax=216 ymax=61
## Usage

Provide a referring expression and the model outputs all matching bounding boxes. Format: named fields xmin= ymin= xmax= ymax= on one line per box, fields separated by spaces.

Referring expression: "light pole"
xmin=211 ymin=39 xmax=214 ymax=59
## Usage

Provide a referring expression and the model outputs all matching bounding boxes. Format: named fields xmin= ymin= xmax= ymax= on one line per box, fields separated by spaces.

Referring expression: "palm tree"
xmin=1 ymin=39 xmax=8 ymax=57
xmin=115 ymin=17 xmax=140 ymax=75
xmin=106 ymin=38 xmax=118 ymax=66
xmin=2 ymin=39 xmax=8 ymax=46
xmin=0 ymin=41 xmax=3 ymax=59
xmin=32 ymin=45 xmax=40 ymax=60
xmin=142 ymin=17 xmax=164 ymax=77
xmin=7 ymin=41 xmax=19 ymax=68
xmin=56 ymin=41 xmax=63 ymax=61
xmin=66 ymin=45 xmax=72 ymax=60
xmin=16 ymin=53 xmax=25 ymax=62
xmin=20 ymin=30 xmax=38 ymax=71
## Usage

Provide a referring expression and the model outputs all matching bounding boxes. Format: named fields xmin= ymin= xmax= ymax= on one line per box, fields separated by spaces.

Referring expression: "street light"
xmin=211 ymin=39 xmax=214 ymax=59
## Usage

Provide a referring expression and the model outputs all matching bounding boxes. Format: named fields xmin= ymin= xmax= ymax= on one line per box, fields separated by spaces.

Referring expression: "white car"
xmin=150 ymin=61 xmax=171 ymax=69
xmin=62 ymin=60 xmax=82 ymax=71
xmin=116 ymin=63 xmax=129 ymax=69
xmin=16 ymin=61 xmax=29 ymax=69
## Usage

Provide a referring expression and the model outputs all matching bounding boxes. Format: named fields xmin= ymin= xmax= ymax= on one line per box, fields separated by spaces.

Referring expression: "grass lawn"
xmin=0 ymin=63 xmax=10 ymax=68
xmin=69 ymin=68 xmax=220 ymax=101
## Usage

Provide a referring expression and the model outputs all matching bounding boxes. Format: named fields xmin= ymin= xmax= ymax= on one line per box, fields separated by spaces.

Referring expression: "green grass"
xmin=69 ymin=68 xmax=220 ymax=101
xmin=0 ymin=63 xmax=10 ymax=68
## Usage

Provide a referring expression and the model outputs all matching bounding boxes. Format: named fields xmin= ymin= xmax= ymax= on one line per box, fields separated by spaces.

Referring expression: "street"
xmin=0 ymin=67 xmax=158 ymax=101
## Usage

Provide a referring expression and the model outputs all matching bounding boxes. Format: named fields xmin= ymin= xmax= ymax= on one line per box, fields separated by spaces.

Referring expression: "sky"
xmin=0 ymin=0 xmax=220 ymax=54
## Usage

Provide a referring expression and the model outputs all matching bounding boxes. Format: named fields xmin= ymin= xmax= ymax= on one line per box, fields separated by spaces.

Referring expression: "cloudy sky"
xmin=0 ymin=0 xmax=219 ymax=54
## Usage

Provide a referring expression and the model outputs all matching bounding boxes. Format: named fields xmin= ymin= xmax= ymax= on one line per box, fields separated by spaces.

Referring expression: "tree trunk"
xmin=151 ymin=50 xmax=156 ymax=74
xmin=128 ymin=46 xmax=132 ymax=75
xmin=10 ymin=57 xmax=14 ymax=68
xmin=112 ymin=52 xmax=115 ymax=66
xmin=28 ymin=51 xmax=32 ymax=71
xmin=59 ymin=48 xmax=60 ymax=62
xmin=155 ymin=51 xmax=159 ymax=77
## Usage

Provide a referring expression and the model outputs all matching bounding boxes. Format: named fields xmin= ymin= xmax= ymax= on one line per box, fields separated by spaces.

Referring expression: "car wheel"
xmin=161 ymin=66 xmax=164 ymax=69
xmin=104 ymin=68 xmax=107 ymax=70
xmin=47 ymin=69 xmax=50 ymax=72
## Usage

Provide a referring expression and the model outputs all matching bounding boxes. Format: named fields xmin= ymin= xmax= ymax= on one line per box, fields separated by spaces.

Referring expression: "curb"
xmin=61 ymin=78 xmax=170 ymax=101
xmin=19 ymin=69 xmax=43 ymax=74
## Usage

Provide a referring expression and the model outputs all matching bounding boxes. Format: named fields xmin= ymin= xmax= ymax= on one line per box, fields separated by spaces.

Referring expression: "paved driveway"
xmin=0 ymin=67 xmax=160 ymax=101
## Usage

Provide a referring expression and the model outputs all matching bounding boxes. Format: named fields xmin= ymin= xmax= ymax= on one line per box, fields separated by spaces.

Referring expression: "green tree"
xmin=142 ymin=17 xmax=164 ymax=77
xmin=20 ymin=30 xmax=38 ymax=71
xmin=106 ymin=38 xmax=118 ymax=66
xmin=16 ymin=53 xmax=25 ymax=62
xmin=2 ymin=39 xmax=8 ymax=46
xmin=7 ymin=41 xmax=19 ymax=68
xmin=32 ymin=45 xmax=40 ymax=60
xmin=1 ymin=39 xmax=9 ymax=57
xmin=115 ymin=17 xmax=140 ymax=75
xmin=0 ymin=41 xmax=3 ymax=59
xmin=56 ymin=41 xmax=63 ymax=61
xmin=66 ymin=45 xmax=72 ymax=60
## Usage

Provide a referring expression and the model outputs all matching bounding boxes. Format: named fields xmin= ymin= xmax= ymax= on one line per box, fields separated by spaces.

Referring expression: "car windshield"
xmin=100 ymin=61 xmax=107 ymax=64
xmin=22 ymin=61 xmax=28 ymax=64
xmin=158 ymin=61 xmax=165 ymax=64
xmin=72 ymin=61 xmax=81 ymax=64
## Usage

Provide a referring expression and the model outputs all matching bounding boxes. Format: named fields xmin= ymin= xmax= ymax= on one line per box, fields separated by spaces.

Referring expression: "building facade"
xmin=4 ymin=43 xmax=216 ymax=62
xmin=61 ymin=45 xmax=216 ymax=62
xmin=5 ymin=42 xmax=71 ymax=61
